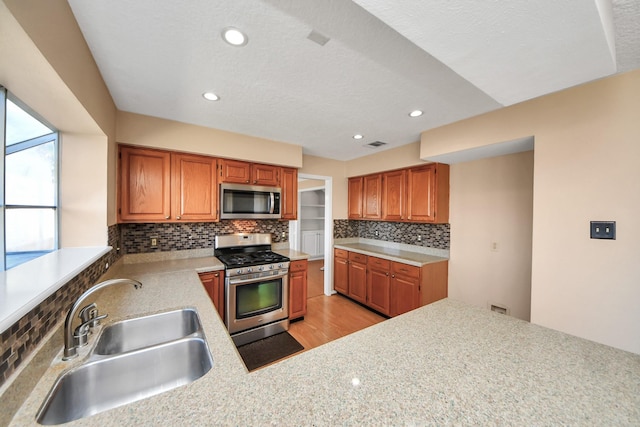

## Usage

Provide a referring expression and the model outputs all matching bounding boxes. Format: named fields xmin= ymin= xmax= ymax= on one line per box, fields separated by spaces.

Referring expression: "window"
xmin=1 ymin=86 xmax=59 ymax=270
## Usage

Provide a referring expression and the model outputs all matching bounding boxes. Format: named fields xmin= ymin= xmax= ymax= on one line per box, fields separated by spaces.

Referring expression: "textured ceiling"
xmin=67 ymin=0 xmax=640 ymax=161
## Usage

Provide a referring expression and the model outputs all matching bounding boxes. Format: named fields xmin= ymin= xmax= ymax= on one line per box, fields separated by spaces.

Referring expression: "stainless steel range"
xmin=214 ymin=233 xmax=290 ymax=346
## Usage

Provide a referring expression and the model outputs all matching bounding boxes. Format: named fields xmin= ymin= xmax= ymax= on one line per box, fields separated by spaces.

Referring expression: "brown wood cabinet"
xmin=406 ymin=163 xmax=449 ymax=223
xmin=289 ymin=259 xmax=308 ymax=320
xmin=390 ymin=263 xmax=421 ymax=316
xmin=382 ymin=169 xmax=405 ymax=221
xmin=362 ymin=174 xmax=382 ymax=219
xmin=334 ymin=249 xmax=349 ymax=294
xmin=333 ymin=247 xmax=448 ymax=317
xmin=198 ymin=270 xmax=225 ymax=320
xmin=119 ymin=146 xmax=218 ymax=222
xmin=219 ymin=159 xmax=279 ymax=186
xmin=366 ymin=256 xmax=391 ymax=315
xmin=347 ymin=163 xmax=450 ymax=224
xmin=280 ymin=167 xmax=298 ymax=220
xmin=347 ymin=252 xmax=367 ymax=304
xmin=348 ymin=177 xmax=363 ymax=219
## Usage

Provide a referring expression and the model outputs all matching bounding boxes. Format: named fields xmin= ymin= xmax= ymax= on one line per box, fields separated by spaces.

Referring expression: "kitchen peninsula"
xmin=6 ymin=254 xmax=640 ymax=426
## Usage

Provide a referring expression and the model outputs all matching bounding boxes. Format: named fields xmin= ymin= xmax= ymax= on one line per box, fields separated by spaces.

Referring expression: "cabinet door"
xmin=199 ymin=271 xmax=224 ymax=320
xmin=119 ymin=146 xmax=171 ymax=222
xmin=406 ymin=165 xmax=436 ymax=222
xmin=348 ymin=261 xmax=367 ymax=304
xmin=348 ymin=177 xmax=363 ymax=219
xmin=382 ymin=169 xmax=405 ymax=221
xmin=367 ymin=267 xmax=391 ymax=316
xmin=390 ymin=273 xmax=420 ymax=317
xmin=252 ymin=163 xmax=279 ymax=186
xmin=362 ymin=174 xmax=382 ymax=219
xmin=289 ymin=260 xmax=308 ymax=320
xmin=334 ymin=251 xmax=349 ymax=294
xmin=220 ymin=159 xmax=251 ymax=184
xmin=301 ymin=231 xmax=319 ymax=257
xmin=172 ymin=154 xmax=218 ymax=221
xmin=280 ymin=167 xmax=298 ymax=220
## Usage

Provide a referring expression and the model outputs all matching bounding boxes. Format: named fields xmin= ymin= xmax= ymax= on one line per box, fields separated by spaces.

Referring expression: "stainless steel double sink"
xmin=37 ymin=308 xmax=213 ymax=425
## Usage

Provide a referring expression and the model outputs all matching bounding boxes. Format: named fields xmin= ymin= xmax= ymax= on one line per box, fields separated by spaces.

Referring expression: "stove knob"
xmin=236 ymin=269 xmax=243 ymax=275
xmin=247 ymin=267 xmax=252 ymax=273
xmin=279 ymin=263 xmax=284 ymax=269
xmin=258 ymin=266 xmax=264 ymax=271
xmin=269 ymin=264 xmax=274 ymax=270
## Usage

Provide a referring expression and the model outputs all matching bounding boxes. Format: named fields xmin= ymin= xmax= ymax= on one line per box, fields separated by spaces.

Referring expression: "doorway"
xmin=289 ymin=173 xmax=333 ymax=296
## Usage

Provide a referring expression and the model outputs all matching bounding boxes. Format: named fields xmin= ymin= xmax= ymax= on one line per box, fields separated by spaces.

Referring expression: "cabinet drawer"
xmin=392 ymin=262 xmax=420 ymax=279
xmin=334 ymin=248 xmax=349 ymax=259
xmin=289 ymin=259 xmax=308 ymax=272
xmin=348 ymin=252 xmax=367 ymax=264
xmin=368 ymin=256 xmax=390 ymax=270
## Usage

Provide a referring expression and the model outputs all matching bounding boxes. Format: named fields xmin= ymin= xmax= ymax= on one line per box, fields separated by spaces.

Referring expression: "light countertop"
xmin=6 ymin=256 xmax=640 ymax=425
xmin=334 ymin=241 xmax=448 ymax=266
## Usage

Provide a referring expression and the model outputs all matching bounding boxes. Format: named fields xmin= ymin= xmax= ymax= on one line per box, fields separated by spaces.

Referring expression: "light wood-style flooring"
xmin=288 ymin=259 xmax=386 ymax=351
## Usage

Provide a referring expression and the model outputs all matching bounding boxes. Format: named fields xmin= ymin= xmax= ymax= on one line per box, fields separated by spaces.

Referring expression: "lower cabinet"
xmin=334 ymin=249 xmax=349 ymax=294
xmin=289 ymin=259 xmax=308 ymax=320
xmin=333 ymin=248 xmax=448 ymax=317
xmin=198 ymin=271 xmax=225 ymax=320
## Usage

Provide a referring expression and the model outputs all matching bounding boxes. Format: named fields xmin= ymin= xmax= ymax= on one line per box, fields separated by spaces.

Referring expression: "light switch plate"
xmin=590 ymin=221 xmax=616 ymax=240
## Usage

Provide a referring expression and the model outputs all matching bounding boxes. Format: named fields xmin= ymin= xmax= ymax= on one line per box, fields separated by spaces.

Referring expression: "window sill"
xmin=0 ymin=247 xmax=111 ymax=333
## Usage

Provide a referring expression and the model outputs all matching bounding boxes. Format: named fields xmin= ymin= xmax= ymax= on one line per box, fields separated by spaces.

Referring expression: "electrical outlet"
xmin=150 ymin=237 xmax=157 ymax=247
xmin=417 ymin=235 xmax=422 ymax=242
xmin=374 ymin=230 xmax=379 ymax=237
xmin=105 ymin=262 xmax=109 ymax=270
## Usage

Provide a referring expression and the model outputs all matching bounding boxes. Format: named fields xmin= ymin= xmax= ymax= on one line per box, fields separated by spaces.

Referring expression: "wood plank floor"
xmin=287 ymin=258 xmax=386 ymax=351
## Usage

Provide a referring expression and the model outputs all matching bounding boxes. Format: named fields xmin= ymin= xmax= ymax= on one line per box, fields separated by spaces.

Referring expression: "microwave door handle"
xmin=269 ymin=192 xmax=275 ymax=214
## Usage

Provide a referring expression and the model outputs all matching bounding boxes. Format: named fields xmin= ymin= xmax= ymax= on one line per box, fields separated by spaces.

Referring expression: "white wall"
xmin=449 ymin=151 xmax=534 ymax=321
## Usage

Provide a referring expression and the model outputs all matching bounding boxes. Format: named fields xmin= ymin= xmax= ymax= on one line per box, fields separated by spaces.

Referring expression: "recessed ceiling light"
xmin=222 ymin=27 xmax=248 ymax=46
xmin=353 ymin=134 xmax=364 ymax=140
xmin=203 ymin=92 xmax=220 ymax=101
xmin=409 ymin=110 xmax=423 ymax=117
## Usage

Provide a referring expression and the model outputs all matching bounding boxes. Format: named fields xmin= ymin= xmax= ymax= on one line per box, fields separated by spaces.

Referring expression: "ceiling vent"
xmin=365 ymin=141 xmax=387 ymax=149
xmin=307 ymin=30 xmax=330 ymax=46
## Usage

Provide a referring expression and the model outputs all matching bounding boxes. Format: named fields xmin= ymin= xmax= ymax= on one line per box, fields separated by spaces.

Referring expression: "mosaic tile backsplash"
xmin=120 ymin=220 xmax=290 ymax=254
xmin=0 ymin=225 xmax=122 ymax=388
xmin=334 ymin=219 xmax=450 ymax=250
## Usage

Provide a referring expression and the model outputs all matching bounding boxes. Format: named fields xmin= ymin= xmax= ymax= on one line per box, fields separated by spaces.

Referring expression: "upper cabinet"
xmin=280 ymin=167 xmax=298 ymax=220
xmin=119 ymin=146 xmax=218 ymax=223
xmin=347 ymin=163 xmax=450 ymax=224
xmin=348 ymin=177 xmax=363 ymax=219
xmin=219 ymin=159 xmax=279 ymax=186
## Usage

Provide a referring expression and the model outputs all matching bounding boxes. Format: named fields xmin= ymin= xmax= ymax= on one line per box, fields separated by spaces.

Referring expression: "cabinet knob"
xmin=214 ymin=273 xmax=219 ymax=277
xmin=386 ymin=273 xmax=389 ymax=276
xmin=165 ymin=216 xmax=170 ymax=220
xmin=246 ymin=180 xmax=250 ymax=183
xmin=392 ymin=274 xmax=395 ymax=278
xmin=254 ymin=180 xmax=258 ymax=184
xmin=176 ymin=215 xmax=181 ymax=220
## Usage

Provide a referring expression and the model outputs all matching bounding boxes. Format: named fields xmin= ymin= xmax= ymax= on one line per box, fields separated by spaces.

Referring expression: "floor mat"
xmin=236 ymin=332 xmax=304 ymax=371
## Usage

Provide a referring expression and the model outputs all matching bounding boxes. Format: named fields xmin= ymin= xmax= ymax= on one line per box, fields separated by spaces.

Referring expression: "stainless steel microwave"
xmin=220 ymin=183 xmax=281 ymax=219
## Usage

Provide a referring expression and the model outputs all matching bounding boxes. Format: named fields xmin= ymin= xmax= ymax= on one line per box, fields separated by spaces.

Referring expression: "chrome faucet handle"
xmin=73 ymin=314 xmax=108 ymax=347
xmin=79 ymin=303 xmax=97 ymax=323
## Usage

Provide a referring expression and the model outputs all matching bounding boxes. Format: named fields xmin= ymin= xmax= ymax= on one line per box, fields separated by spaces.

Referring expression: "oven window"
xmin=236 ymin=279 xmax=282 ymax=318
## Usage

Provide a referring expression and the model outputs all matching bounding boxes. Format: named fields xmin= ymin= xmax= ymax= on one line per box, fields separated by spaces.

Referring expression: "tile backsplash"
xmin=120 ymin=220 xmax=290 ymax=254
xmin=334 ymin=219 xmax=450 ymax=250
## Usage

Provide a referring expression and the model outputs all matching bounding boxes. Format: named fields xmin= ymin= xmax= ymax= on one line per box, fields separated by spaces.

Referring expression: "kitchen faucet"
xmin=63 ymin=278 xmax=143 ymax=360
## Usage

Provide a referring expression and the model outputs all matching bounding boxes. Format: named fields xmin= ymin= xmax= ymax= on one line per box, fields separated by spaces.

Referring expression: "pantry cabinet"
xmin=119 ymin=146 xmax=217 ymax=222
xmin=289 ymin=259 xmax=308 ymax=320
xmin=333 ymin=247 xmax=448 ymax=317
xmin=198 ymin=271 xmax=225 ymax=320
xmin=219 ymin=159 xmax=279 ymax=186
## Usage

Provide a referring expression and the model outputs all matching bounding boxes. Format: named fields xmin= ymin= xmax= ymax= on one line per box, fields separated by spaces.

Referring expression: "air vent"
xmin=307 ymin=30 xmax=330 ymax=46
xmin=365 ymin=141 xmax=387 ymax=149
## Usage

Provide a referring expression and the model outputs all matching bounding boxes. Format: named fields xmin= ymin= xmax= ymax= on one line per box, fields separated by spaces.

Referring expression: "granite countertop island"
xmin=6 ymin=255 xmax=640 ymax=426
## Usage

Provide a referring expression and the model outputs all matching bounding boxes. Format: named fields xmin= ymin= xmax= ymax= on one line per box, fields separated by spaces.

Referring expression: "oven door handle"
xmin=228 ymin=273 xmax=287 ymax=286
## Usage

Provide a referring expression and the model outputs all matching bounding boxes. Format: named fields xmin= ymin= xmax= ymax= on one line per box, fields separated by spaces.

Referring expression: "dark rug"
xmin=237 ymin=332 xmax=304 ymax=371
